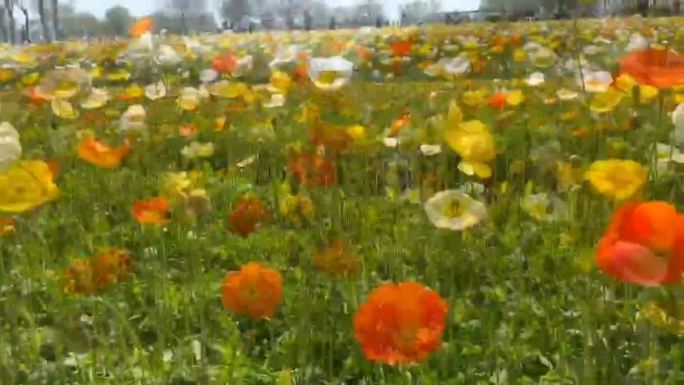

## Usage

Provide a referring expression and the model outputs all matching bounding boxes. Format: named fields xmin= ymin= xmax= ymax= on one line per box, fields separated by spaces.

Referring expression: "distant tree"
xmin=18 ymin=1 xmax=28 ymax=43
xmin=304 ymin=10 xmax=311 ymax=30
xmin=0 ymin=6 xmax=6 ymax=42
xmin=105 ymin=6 xmax=132 ymax=36
xmin=50 ymin=0 xmax=58 ymax=39
xmin=37 ymin=0 xmax=50 ymax=41
xmin=5 ymin=0 xmax=15 ymax=44
xmin=62 ymin=11 xmax=102 ymax=39
xmin=221 ymin=0 xmax=248 ymax=30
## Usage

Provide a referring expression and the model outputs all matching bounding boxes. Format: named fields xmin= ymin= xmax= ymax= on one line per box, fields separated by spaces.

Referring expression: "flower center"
xmin=442 ymin=198 xmax=465 ymax=219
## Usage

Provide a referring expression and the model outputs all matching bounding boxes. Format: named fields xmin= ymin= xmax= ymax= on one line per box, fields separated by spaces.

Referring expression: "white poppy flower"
xmin=673 ymin=105 xmax=684 ymax=146
xmin=145 ymin=81 xmax=166 ymax=101
xmin=557 ymin=88 xmax=579 ymax=101
xmin=439 ymin=54 xmax=471 ymax=76
xmin=424 ymin=190 xmax=487 ymax=231
xmin=525 ymin=72 xmax=545 ymax=87
xmin=0 ymin=122 xmax=21 ymax=172
xmin=308 ymin=56 xmax=354 ymax=91
xmin=181 ymin=142 xmax=215 ymax=159
xmin=626 ymin=33 xmax=649 ymax=52
xmin=199 ymin=69 xmax=218 ymax=83
xmin=420 ymin=144 xmax=442 ymax=156
xmin=155 ymin=45 xmax=182 ymax=66
xmin=382 ymin=137 xmax=399 ymax=148
xmin=81 ymin=88 xmax=109 ymax=109
xmin=120 ymin=104 xmax=147 ymax=134
xmin=521 ymin=193 xmax=568 ymax=222
xmin=263 ymin=93 xmax=286 ymax=109
xmin=581 ymin=70 xmax=613 ymax=93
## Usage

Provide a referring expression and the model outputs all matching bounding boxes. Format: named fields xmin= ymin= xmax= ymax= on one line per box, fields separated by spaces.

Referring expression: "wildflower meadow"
xmin=1 ymin=13 xmax=684 ymax=385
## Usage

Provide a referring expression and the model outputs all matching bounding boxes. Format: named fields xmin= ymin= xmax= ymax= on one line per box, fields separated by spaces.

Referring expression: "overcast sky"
xmin=72 ymin=0 xmax=482 ymax=21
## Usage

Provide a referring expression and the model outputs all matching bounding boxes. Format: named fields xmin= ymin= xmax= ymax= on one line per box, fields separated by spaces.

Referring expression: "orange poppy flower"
xmin=313 ymin=239 xmax=359 ymax=278
xmin=390 ymin=113 xmax=412 ymax=137
xmin=62 ymin=259 xmax=96 ymax=296
xmin=27 ymin=86 xmax=46 ymax=106
xmin=0 ymin=217 xmax=15 ymax=236
xmin=308 ymin=124 xmax=350 ymax=153
xmin=221 ymin=262 xmax=283 ymax=319
xmin=91 ymin=248 xmax=133 ymax=289
xmin=228 ymin=196 xmax=271 ymax=237
xmin=619 ymin=48 xmax=684 ymax=88
xmin=179 ymin=124 xmax=197 ymax=137
xmin=488 ymin=92 xmax=507 ymax=110
xmin=77 ymin=138 xmax=130 ymax=168
xmin=129 ymin=17 xmax=153 ymax=38
xmin=132 ymin=197 xmax=170 ymax=225
xmin=62 ymin=248 xmax=132 ymax=295
xmin=354 ymin=282 xmax=448 ymax=365
xmin=213 ymin=53 xmax=238 ymax=74
xmin=391 ymin=40 xmax=413 ymax=57
xmin=357 ymin=46 xmax=373 ymax=62
xmin=47 ymin=161 xmax=60 ymax=179
xmin=293 ymin=63 xmax=309 ymax=84
xmin=287 ymin=152 xmax=337 ymax=187
xmin=597 ymin=201 xmax=684 ymax=286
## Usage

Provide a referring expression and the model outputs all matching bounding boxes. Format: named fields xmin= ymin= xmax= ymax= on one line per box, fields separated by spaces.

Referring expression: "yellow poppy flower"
xmin=615 ymin=73 xmax=637 ymax=93
xmin=346 ymin=125 xmax=366 ymax=141
xmin=589 ymin=88 xmax=624 ymax=113
xmin=585 ymin=159 xmax=647 ymax=200
xmin=445 ymin=119 xmax=496 ymax=179
xmin=270 ymin=71 xmax=292 ymax=94
xmin=51 ymin=99 xmax=79 ymax=119
xmin=505 ymin=90 xmax=525 ymax=106
xmin=639 ymin=85 xmax=658 ymax=104
xmin=461 ymin=89 xmax=487 ymax=107
xmin=124 ymin=84 xmax=144 ymax=99
xmin=0 ymin=160 xmax=59 ymax=213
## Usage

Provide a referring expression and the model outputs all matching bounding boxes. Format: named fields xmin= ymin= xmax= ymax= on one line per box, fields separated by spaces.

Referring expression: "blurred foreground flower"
xmin=354 ymin=282 xmax=447 ymax=365
xmin=597 ymin=201 xmax=684 ymax=286
xmin=585 ymin=159 xmax=647 ymax=200
xmin=620 ymin=48 xmax=684 ymax=88
xmin=0 ymin=122 xmax=21 ymax=172
xmin=0 ymin=160 xmax=59 ymax=213
xmin=221 ymin=262 xmax=283 ymax=320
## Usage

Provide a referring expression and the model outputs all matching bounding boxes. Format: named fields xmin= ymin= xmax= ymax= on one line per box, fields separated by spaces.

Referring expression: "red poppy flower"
xmin=62 ymin=248 xmax=132 ymax=296
xmin=597 ymin=201 xmax=684 ymax=286
xmin=287 ymin=152 xmax=337 ymax=187
xmin=488 ymin=92 xmax=507 ymax=110
xmin=129 ymin=17 xmax=153 ymax=38
xmin=619 ymin=48 xmax=684 ymax=88
xmin=221 ymin=262 xmax=283 ymax=319
xmin=313 ymin=239 xmax=359 ymax=278
xmin=228 ymin=196 xmax=271 ymax=237
xmin=391 ymin=40 xmax=413 ymax=57
xmin=308 ymin=124 xmax=350 ymax=153
xmin=213 ymin=53 xmax=238 ymax=74
xmin=354 ymin=282 xmax=448 ymax=365
xmin=132 ymin=197 xmax=170 ymax=225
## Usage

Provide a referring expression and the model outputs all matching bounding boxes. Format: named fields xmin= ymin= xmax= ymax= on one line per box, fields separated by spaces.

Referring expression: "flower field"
xmin=1 ymin=16 xmax=684 ymax=384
